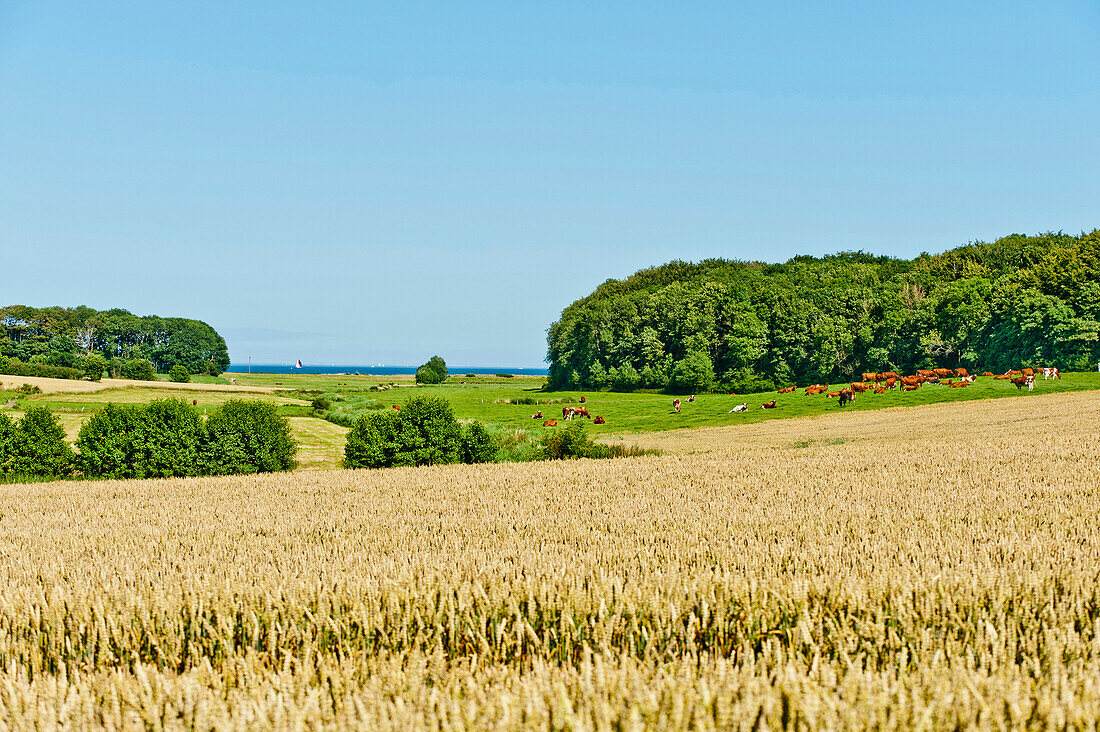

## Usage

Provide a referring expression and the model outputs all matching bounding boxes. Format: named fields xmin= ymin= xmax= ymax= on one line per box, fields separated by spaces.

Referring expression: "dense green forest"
xmin=547 ymin=231 xmax=1100 ymax=392
xmin=0 ymin=305 xmax=230 ymax=375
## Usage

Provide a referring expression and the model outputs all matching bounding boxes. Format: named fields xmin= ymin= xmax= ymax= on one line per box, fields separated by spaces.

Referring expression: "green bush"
xmin=5 ymin=406 xmax=73 ymax=477
xmin=461 ymin=421 xmax=496 ymax=463
xmin=667 ymin=351 xmax=715 ymax=394
xmin=344 ymin=396 xmax=463 ymax=468
xmin=415 ymin=355 xmax=448 ymax=384
xmin=75 ymin=403 xmax=147 ymax=478
xmin=311 ymin=396 xmax=331 ymax=411
xmin=495 ymin=373 xmax=515 ymax=378
xmin=542 ymin=421 xmax=657 ymax=461
xmin=0 ymin=413 xmax=19 ymax=474
xmin=610 ymin=363 xmax=641 ymax=392
xmin=168 ymin=364 xmax=191 ymax=383
xmin=107 ymin=357 xmax=124 ymax=379
xmin=202 ymin=400 xmax=297 ymax=475
xmin=79 ymin=353 xmax=107 ymax=381
xmin=0 ymin=357 xmax=82 ymax=381
xmin=78 ymin=399 xmax=205 ymax=478
xmin=121 ymin=358 xmax=155 ymax=381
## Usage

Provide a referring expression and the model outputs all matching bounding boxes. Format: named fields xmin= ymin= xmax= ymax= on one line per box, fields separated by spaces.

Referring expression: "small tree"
xmin=461 ymin=421 xmax=496 ymax=463
xmin=344 ymin=396 xmax=463 ymax=468
xmin=79 ymin=353 xmax=107 ymax=382
xmin=121 ymin=358 xmax=155 ymax=381
xmin=202 ymin=400 xmax=297 ymax=474
xmin=344 ymin=410 xmax=400 ymax=469
xmin=415 ymin=355 xmax=448 ymax=384
xmin=667 ymin=351 xmax=715 ymax=394
xmin=9 ymin=406 xmax=73 ymax=477
xmin=168 ymin=364 xmax=191 ymax=383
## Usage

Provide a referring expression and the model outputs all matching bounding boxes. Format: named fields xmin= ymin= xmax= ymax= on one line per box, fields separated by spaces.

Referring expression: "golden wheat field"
xmin=0 ymin=391 xmax=1098 ymax=729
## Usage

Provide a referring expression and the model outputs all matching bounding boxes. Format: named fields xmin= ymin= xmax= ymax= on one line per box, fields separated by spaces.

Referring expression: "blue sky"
xmin=1 ymin=2 xmax=1097 ymax=366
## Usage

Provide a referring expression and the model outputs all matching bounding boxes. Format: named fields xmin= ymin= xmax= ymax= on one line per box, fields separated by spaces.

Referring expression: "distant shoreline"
xmin=225 ymin=364 xmax=549 ymax=376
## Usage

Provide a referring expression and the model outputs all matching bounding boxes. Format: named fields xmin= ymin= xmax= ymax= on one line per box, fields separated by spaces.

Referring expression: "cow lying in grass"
xmin=729 ymin=403 xmax=748 ymax=413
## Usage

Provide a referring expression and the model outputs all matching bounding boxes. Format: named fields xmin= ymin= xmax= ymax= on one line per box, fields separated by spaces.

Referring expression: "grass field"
xmin=0 ymin=390 xmax=1097 ymax=727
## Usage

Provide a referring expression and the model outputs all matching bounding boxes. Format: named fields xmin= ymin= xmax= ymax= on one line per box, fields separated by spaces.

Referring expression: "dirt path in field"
xmin=1 ymin=374 xmax=281 ymax=395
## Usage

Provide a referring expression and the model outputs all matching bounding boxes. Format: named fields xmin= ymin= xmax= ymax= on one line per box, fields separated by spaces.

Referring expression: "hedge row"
xmin=344 ymin=396 xmax=495 ymax=468
xmin=0 ymin=358 xmax=82 ymax=381
xmin=0 ymin=399 xmax=297 ymax=482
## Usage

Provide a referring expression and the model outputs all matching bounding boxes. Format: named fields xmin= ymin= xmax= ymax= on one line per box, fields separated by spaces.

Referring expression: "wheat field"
xmin=0 ymin=391 xmax=1097 ymax=729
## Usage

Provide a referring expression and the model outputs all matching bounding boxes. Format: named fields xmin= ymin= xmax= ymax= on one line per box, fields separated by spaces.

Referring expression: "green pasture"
xmin=302 ymin=371 xmax=1100 ymax=435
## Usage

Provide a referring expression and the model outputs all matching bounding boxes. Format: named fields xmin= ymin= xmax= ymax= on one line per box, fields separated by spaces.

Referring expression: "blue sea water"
xmin=226 ymin=364 xmax=549 ymax=376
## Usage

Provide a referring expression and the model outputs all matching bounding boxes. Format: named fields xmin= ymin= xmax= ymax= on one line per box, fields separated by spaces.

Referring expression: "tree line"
xmin=546 ymin=230 xmax=1100 ymax=392
xmin=0 ymin=305 xmax=230 ymax=378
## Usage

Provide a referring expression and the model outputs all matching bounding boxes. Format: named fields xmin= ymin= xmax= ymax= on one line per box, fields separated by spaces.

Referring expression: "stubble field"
xmin=0 ymin=391 xmax=1098 ymax=728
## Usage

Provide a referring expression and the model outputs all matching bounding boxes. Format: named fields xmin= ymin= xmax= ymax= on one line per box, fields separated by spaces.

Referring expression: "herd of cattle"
xmin=524 ymin=366 xmax=1062 ymax=427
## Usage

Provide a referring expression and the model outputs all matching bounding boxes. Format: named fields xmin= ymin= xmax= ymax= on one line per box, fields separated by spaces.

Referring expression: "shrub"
xmin=0 ymin=413 xmax=19 ymax=474
xmin=610 ymin=363 xmax=641 ymax=392
xmin=465 ymin=373 xmax=476 ymax=378
xmin=79 ymin=353 xmax=107 ymax=381
xmin=79 ymin=399 xmax=205 ymax=478
xmin=344 ymin=396 xmax=462 ymax=468
xmin=17 ymin=383 xmax=41 ymax=395
xmin=121 ymin=358 xmax=155 ymax=381
xmin=204 ymin=360 xmax=222 ymax=377
xmin=107 ymin=357 xmax=124 ymax=379
xmin=495 ymin=373 xmax=515 ymax=378
xmin=415 ymin=356 xmax=448 ymax=384
xmin=202 ymin=400 xmax=297 ymax=474
xmin=6 ymin=406 xmax=73 ymax=477
xmin=311 ymin=396 xmax=331 ymax=411
xmin=667 ymin=351 xmax=715 ymax=394
xmin=461 ymin=421 xmax=496 ymax=464
xmin=168 ymin=364 xmax=191 ymax=383
xmin=542 ymin=421 xmax=656 ymax=461
xmin=0 ymin=358 xmax=83 ymax=381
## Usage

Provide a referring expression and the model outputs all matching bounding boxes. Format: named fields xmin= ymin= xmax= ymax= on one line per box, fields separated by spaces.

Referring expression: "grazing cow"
xmin=543 ymin=419 xmax=558 ymax=427
xmin=673 ymin=398 xmax=682 ymax=413
xmin=883 ymin=378 xmax=897 ymax=389
xmin=1006 ymin=369 xmax=1022 ymax=376
xmin=1022 ymin=368 xmax=1034 ymax=378
xmin=874 ymin=387 xmax=887 ymax=394
xmin=1043 ymin=367 xmax=1061 ymax=380
xmin=532 ymin=411 xmax=543 ymax=419
xmin=1012 ymin=376 xmax=1034 ymax=391
xmin=903 ymin=384 xmax=919 ymax=391
xmin=880 ymin=371 xmax=901 ymax=381
xmin=826 ymin=390 xmax=842 ymax=398
xmin=850 ymin=382 xmax=871 ymax=392
xmin=933 ymin=368 xmax=954 ymax=378
xmin=761 ymin=400 xmax=777 ymax=409
xmin=778 ymin=386 xmax=796 ymax=394
xmin=688 ymin=395 xmax=696 ymax=402
xmin=916 ymin=369 xmax=934 ymax=378
xmin=954 ymin=368 xmax=969 ymax=378
xmin=729 ymin=402 xmax=748 ymax=413
xmin=981 ymin=371 xmax=995 ymax=377
xmin=593 ymin=416 xmax=606 ymax=425
xmin=900 ymin=376 xmax=922 ymax=388
xmin=862 ymin=372 xmax=879 ymax=383
xmin=837 ymin=388 xmax=855 ymax=407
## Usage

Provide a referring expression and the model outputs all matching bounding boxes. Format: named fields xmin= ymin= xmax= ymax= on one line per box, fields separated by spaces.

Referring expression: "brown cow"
xmin=1013 ymin=376 xmax=1034 ymax=391
xmin=393 ymin=404 xmax=401 ymax=411
xmin=1006 ymin=369 xmax=1022 ymax=376
xmin=874 ymin=386 xmax=887 ymax=394
xmin=933 ymin=368 xmax=954 ymax=378
xmin=880 ymin=371 xmax=901 ymax=381
xmin=826 ymin=390 xmax=842 ymax=398
xmin=532 ymin=411 xmax=543 ymax=419
xmin=900 ymin=376 xmax=922 ymax=388
xmin=761 ymin=400 xmax=777 ymax=409
xmin=981 ymin=371 xmax=994 ymax=377
xmin=1021 ymin=368 xmax=1034 ymax=377
xmin=593 ymin=416 xmax=606 ymax=424
xmin=837 ymin=388 xmax=855 ymax=407
xmin=883 ymin=378 xmax=897 ymax=389
xmin=673 ymin=398 xmax=682 ymax=413
xmin=563 ymin=406 xmax=591 ymax=420
xmin=861 ymin=372 xmax=879 ymax=382
xmin=903 ymin=384 xmax=919 ymax=391
xmin=994 ymin=374 xmax=1011 ymax=380
xmin=954 ymin=368 xmax=969 ymax=378
xmin=543 ymin=419 xmax=558 ymax=427
xmin=850 ymin=382 xmax=871 ymax=392
xmin=778 ymin=386 xmax=796 ymax=394
xmin=916 ymin=369 xmax=934 ymax=378
xmin=948 ymin=380 xmax=970 ymax=388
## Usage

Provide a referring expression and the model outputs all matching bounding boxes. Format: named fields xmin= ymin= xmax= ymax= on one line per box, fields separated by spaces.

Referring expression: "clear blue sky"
xmin=2 ymin=2 xmax=1097 ymax=367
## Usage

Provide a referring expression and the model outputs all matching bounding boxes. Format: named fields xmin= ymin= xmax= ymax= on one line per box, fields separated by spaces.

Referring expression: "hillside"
xmin=546 ymin=230 xmax=1100 ymax=391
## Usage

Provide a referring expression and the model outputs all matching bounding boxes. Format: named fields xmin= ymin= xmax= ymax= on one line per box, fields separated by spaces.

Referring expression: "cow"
xmin=579 ymin=395 xmax=586 ymax=403
xmin=1021 ymin=368 xmax=1034 ymax=378
xmin=900 ymin=376 xmax=922 ymax=389
xmin=880 ymin=371 xmax=901 ymax=381
xmin=804 ymin=385 xmax=826 ymax=395
xmin=532 ymin=411 xmax=543 ymax=419
xmin=729 ymin=402 xmax=749 ymax=413
xmin=916 ymin=369 xmax=934 ymax=378
xmin=393 ymin=404 xmax=401 ymax=411
xmin=673 ymin=398 xmax=682 ymax=413
xmin=778 ymin=386 xmax=796 ymax=394
xmin=688 ymin=395 xmax=696 ymax=402
xmin=1006 ymin=370 xmax=1022 ymax=376
xmin=1012 ymin=376 xmax=1034 ymax=391
xmin=874 ymin=387 xmax=887 ymax=394
xmin=543 ymin=419 xmax=558 ymax=427
xmin=862 ymin=372 xmax=879 ymax=382
xmin=563 ymin=406 xmax=591 ymax=420
xmin=826 ymin=391 xmax=842 ymax=398
xmin=761 ymin=400 xmax=777 ymax=409
xmin=948 ymin=380 xmax=970 ymax=388
xmin=883 ymin=378 xmax=897 ymax=389
xmin=994 ymin=374 xmax=1012 ymax=380
xmin=1043 ymin=367 xmax=1061 ymax=380
xmin=903 ymin=384 xmax=919 ymax=391
xmin=981 ymin=371 xmax=994 ymax=377
xmin=837 ymin=388 xmax=855 ymax=407
xmin=954 ymin=368 xmax=969 ymax=378
xmin=850 ymin=382 xmax=871 ymax=392
xmin=593 ymin=416 xmax=606 ymax=425
xmin=933 ymin=368 xmax=954 ymax=378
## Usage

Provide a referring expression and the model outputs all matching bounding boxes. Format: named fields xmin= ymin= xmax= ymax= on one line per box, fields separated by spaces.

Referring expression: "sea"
xmin=226 ymin=364 xmax=549 ymax=376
